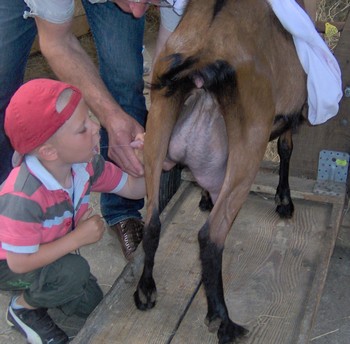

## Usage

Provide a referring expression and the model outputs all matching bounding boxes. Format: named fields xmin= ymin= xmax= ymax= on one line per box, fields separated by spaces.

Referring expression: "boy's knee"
xmin=40 ymin=254 xmax=92 ymax=296
xmin=50 ymin=255 xmax=103 ymax=317
xmin=23 ymin=254 xmax=93 ymax=310
xmin=60 ymin=254 xmax=91 ymax=286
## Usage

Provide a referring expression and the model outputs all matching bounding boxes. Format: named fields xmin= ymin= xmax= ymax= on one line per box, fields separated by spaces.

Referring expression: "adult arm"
xmin=34 ymin=17 xmax=144 ymax=177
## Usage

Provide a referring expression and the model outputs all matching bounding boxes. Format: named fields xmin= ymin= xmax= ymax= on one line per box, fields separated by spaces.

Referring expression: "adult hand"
xmin=105 ymin=112 xmax=145 ymax=177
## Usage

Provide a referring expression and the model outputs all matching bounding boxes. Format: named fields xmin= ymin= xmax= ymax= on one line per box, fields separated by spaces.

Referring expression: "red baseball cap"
xmin=5 ymin=78 xmax=82 ymax=155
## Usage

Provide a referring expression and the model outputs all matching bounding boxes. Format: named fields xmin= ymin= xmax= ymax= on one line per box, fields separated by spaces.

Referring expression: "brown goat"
xmin=134 ymin=0 xmax=307 ymax=342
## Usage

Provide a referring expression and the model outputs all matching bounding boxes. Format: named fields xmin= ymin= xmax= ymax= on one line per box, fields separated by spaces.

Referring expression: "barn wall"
xmin=290 ymin=11 xmax=350 ymax=181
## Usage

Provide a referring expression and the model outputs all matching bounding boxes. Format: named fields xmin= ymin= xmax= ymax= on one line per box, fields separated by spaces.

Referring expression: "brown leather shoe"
xmin=110 ymin=218 xmax=144 ymax=260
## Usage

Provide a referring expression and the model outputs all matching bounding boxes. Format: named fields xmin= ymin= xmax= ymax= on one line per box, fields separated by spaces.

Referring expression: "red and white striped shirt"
xmin=0 ymin=154 xmax=127 ymax=260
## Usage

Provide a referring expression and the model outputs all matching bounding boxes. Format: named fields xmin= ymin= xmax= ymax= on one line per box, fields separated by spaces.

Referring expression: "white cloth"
xmin=24 ymin=0 xmax=74 ymax=23
xmin=23 ymin=0 xmax=107 ymax=23
xmin=161 ymin=6 xmax=182 ymax=32
xmin=267 ymin=0 xmax=342 ymax=125
xmin=168 ymin=0 xmax=188 ymax=16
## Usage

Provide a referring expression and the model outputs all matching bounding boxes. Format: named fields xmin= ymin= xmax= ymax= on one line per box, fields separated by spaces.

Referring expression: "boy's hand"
xmin=6 ymin=208 xmax=106 ymax=274
xmin=130 ymin=133 xmax=145 ymax=165
xmin=131 ymin=133 xmax=176 ymax=171
xmin=74 ymin=208 xmax=106 ymax=246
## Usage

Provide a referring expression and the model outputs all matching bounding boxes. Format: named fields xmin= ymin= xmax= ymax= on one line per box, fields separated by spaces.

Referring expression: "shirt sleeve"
xmin=23 ymin=0 xmax=75 ymax=24
xmin=90 ymin=155 xmax=128 ymax=193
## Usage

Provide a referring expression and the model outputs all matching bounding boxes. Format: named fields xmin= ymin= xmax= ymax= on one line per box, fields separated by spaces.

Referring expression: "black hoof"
xmin=204 ymin=314 xmax=221 ymax=333
xmin=199 ymin=190 xmax=214 ymax=211
xmin=275 ymin=194 xmax=294 ymax=219
xmin=275 ymin=201 xmax=294 ymax=219
xmin=218 ymin=320 xmax=248 ymax=344
xmin=133 ymin=281 xmax=157 ymax=311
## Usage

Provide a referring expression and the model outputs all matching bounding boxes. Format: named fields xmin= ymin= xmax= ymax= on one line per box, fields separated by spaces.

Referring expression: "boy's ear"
xmin=37 ymin=143 xmax=58 ymax=162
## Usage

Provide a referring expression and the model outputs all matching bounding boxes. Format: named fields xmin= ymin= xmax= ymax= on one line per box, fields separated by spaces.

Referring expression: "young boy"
xmin=0 ymin=78 xmax=146 ymax=344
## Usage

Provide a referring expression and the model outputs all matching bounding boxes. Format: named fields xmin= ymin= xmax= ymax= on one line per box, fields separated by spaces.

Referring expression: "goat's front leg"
xmin=199 ymin=189 xmax=214 ymax=211
xmin=134 ymin=92 xmax=180 ymax=311
xmin=275 ymin=129 xmax=294 ymax=218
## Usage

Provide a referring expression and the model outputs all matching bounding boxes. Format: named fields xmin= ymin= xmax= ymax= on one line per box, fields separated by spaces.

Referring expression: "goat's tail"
xmin=153 ymin=53 xmax=237 ymax=101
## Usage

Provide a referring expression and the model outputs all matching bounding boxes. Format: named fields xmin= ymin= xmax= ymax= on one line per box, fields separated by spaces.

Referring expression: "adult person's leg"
xmin=82 ymin=0 xmax=147 ymax=260
xmin=0 ymin=0 xmax=37 ymax=184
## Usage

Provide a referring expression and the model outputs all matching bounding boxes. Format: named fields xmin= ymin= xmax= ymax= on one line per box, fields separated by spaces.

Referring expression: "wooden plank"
xmin=171 ymin=194 xmax=339 ymax=344
xmin=72 ymin=182 xmax=207 ymax=343
xmin=296 ymin=201 xmax=344 ymax=343
xmin=252 ymin=169 xmax=346 ymax=205
xmin=290 ymin=10 xmax=350 ymax=180
xmin=171 ymin=195 xmax=340 ymax=344
xmin=181 ymin=165 xmax=347 ymax=205
xmin=73 ymin=177 xmax=345 ymax=344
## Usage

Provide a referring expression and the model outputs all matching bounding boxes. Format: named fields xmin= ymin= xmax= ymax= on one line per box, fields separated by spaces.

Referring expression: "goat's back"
xmin=156 ymin=0 xmax=307 ymax=117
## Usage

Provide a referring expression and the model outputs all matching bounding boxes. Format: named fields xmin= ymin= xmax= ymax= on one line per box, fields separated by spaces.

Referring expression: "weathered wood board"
xmin=72 ymin=172 xmax=345 ymax=344
xmin=290 ymin=10 xmax=350 ymax=181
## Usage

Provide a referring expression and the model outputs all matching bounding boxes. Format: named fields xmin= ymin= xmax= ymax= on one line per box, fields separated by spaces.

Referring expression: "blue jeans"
xmin=0 ymin=0 xmax=37 ymax=184
xmin=81 ymin=0 xmax=147 ymax=225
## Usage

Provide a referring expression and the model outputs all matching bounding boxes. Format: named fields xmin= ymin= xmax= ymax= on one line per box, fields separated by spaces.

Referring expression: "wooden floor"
xmin=72 ymin=170 xmax=346 ymax=344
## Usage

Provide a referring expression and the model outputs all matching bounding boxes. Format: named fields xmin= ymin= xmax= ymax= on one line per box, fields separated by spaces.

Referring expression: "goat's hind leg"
xmin=134 ymin=92 xmax=180 ymax=311
xmin=134 ymin=149 xmax=163 ymax=310
xmin=134 ymin=211 xmax=160 ymax=310
xmin=199 ymin=223 xmax=248 ymax=344
xmin=198 ymin=62 xmax=276 ymax=343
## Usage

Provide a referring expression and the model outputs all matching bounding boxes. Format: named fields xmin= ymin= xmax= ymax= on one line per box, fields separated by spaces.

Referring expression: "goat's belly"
xmin=167 ymin=90 xmax=228 ymax=202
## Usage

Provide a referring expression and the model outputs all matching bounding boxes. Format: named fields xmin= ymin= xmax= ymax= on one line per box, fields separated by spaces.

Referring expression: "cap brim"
xmin=12 ymin=151 xmax=24 ymax=168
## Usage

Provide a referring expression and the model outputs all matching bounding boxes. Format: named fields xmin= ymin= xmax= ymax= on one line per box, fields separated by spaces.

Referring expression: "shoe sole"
xmin=6 ymin=307 xmax=43 ymax=344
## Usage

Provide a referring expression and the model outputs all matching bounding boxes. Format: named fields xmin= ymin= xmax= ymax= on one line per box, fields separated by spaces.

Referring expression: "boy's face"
xmin=50 ymin=99 xmax=100 ymax=164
